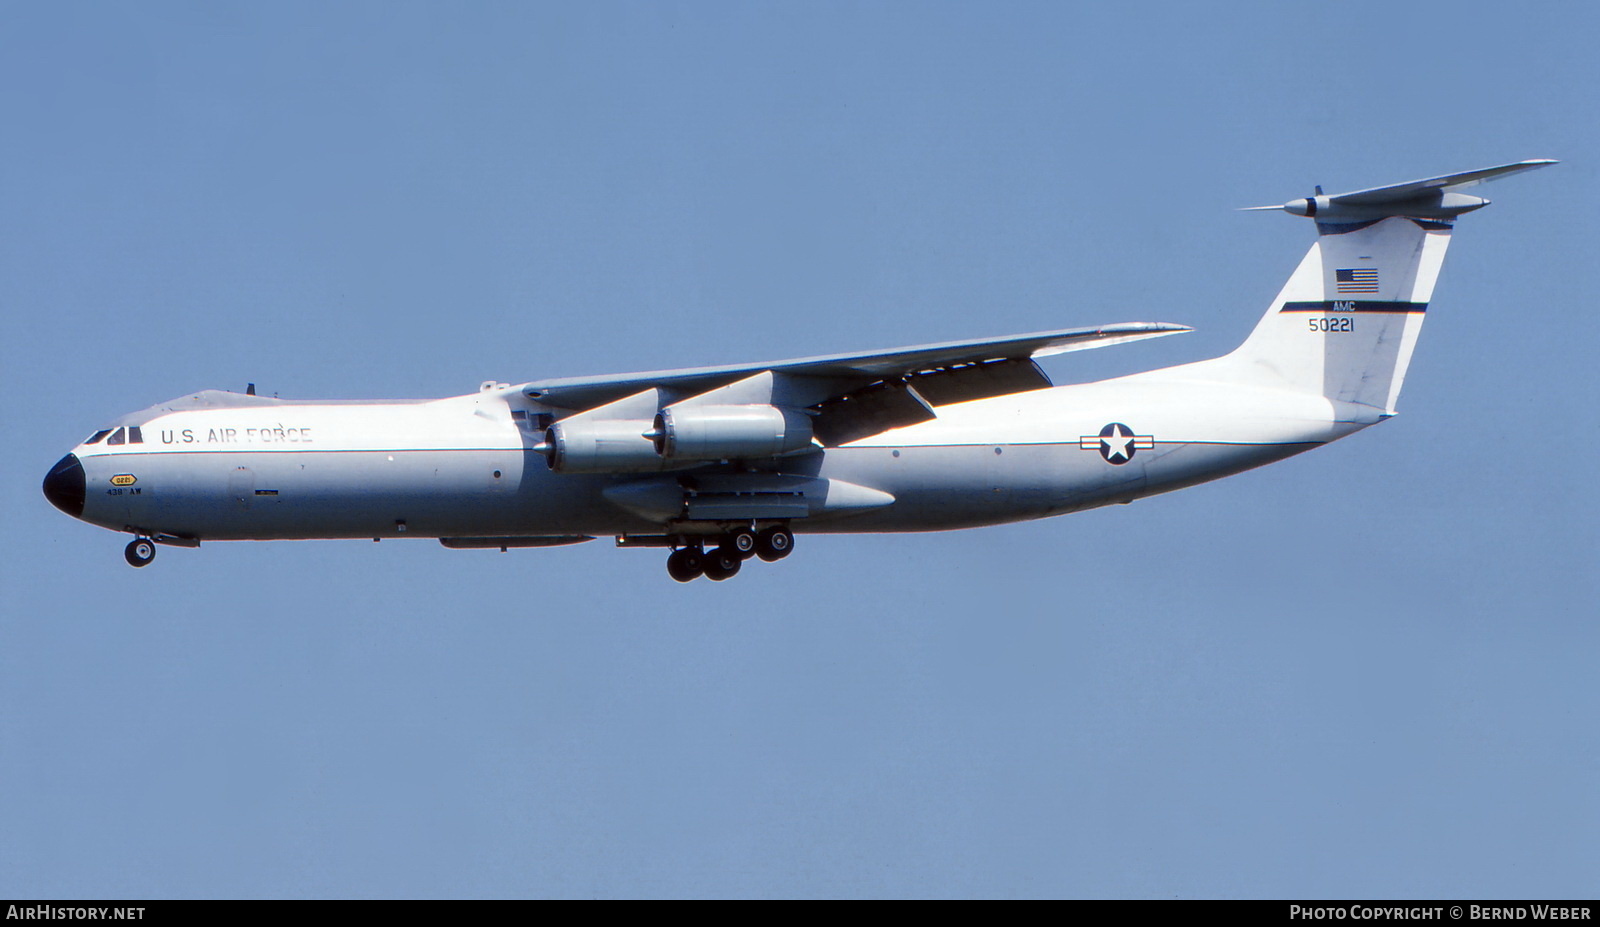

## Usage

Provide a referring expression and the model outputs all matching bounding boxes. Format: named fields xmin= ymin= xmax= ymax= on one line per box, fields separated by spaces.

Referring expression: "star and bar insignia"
xmin=1079 ymin=422 xmax=1154 ymax=465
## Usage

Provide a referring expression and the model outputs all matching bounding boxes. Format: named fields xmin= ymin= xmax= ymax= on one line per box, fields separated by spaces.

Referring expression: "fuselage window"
xmin=106 ymin=427 xmax=126 ymax=446
xmin=84 ymin=429 xmax=112 ymax=445
xmin=128 ymin=426 xmax=144 ymax=444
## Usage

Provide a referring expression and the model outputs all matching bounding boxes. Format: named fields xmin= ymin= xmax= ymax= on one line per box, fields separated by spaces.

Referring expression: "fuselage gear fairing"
xmin=43 ymin=161 xmax=1554 ymax=581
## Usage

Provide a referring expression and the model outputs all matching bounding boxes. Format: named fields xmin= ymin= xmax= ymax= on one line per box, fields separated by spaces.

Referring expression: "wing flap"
xmin=905 ymin=357 xmax=1051 ymax=406
xmin=811 ymin=380 xmax=937 ymax=447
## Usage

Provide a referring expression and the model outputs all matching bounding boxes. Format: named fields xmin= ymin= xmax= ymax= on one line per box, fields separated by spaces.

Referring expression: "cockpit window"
xmin=106 ymin=427 xmax=126 ymax=446
xmin=84 ymin=429 xmax=112 ymax=445
xmin=127 ymin=426 xmax=144 ymax=444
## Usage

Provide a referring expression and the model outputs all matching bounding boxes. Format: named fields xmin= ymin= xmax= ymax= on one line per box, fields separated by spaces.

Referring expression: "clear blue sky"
xmin=3 ymin=1 xmax=1596 ymax=899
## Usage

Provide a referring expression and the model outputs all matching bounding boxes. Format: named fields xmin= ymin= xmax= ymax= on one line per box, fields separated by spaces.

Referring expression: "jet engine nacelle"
xmin=543 ymin=419 xmax=664 ymax=473
xmin=652 ymin=404 xmax=814 ymax=460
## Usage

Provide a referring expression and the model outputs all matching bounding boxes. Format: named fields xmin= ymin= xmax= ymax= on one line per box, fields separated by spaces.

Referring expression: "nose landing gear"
xmin=124 ymin=537 xmax=156 ymax=568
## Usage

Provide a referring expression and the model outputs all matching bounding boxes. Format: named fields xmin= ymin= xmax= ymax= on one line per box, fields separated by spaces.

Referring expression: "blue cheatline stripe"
xmin=1279 ymin=300 xmax=1428 ymax=313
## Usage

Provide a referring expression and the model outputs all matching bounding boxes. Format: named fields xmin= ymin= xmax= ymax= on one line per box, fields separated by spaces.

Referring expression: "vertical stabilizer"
xmin=1215 ymin=160 xmax=1553 ymax=414
xmin=1221 ymin=217 xmax=1449 ymax=414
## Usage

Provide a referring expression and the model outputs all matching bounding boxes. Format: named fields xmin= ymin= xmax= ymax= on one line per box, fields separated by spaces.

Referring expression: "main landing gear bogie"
xmin=727 ymin=527 xmax=758 ymax=560
xmin=703 ymin=546 xmax=742 ymax=582
xmin=665 ymin=525 xmax=794 ymax=582
xmin=124 ymin=537 xmax=156 ymax=568
xmin=666 ymin=546 xmax=705 ymax=582
xmin=756 ymin=526 xmax=792 ymax=562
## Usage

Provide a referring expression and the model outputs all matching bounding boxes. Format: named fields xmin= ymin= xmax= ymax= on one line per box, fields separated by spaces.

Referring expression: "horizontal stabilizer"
xmin=1245 ymin=159 xmax=1557 ymax=224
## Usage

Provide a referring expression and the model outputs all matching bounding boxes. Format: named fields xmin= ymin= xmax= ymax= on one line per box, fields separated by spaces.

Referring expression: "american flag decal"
xmin=1336 ymin=268 xmax=1379 ymax=294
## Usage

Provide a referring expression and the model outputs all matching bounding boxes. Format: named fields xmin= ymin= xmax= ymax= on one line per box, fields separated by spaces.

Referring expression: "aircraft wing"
xmin=520 ymin=322 xmax=1191 ymax=414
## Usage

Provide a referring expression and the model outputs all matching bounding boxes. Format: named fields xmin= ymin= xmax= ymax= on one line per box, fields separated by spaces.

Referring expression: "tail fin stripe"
xmin=1278 ymin=300 xmax=1427 ymax=314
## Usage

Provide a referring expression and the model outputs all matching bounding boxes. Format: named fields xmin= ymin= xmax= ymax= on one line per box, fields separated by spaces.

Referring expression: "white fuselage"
xmin=57 ymin=358 xmax=1381 ymax=545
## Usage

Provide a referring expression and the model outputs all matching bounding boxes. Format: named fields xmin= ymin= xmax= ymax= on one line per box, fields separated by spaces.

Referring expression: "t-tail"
xmin=1211 ymin=159 xmax=1555 ymax=415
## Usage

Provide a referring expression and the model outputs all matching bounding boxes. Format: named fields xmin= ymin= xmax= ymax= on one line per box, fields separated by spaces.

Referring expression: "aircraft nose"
xmin=43 ymin=453 xmax=86 ymax=518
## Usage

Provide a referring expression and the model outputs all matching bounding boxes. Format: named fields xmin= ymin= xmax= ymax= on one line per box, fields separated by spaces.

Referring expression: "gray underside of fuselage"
xmin=74 ymin=440 xmax=1320 ymax=542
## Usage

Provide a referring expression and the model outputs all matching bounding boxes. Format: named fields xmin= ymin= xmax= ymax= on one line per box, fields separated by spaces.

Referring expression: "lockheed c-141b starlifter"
xmin=43 ymin=160 xmax=1554 ymax=581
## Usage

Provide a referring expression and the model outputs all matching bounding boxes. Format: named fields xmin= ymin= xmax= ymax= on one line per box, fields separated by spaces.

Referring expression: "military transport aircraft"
xmin=43 ymin=160 xmax=1553 ymax=581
